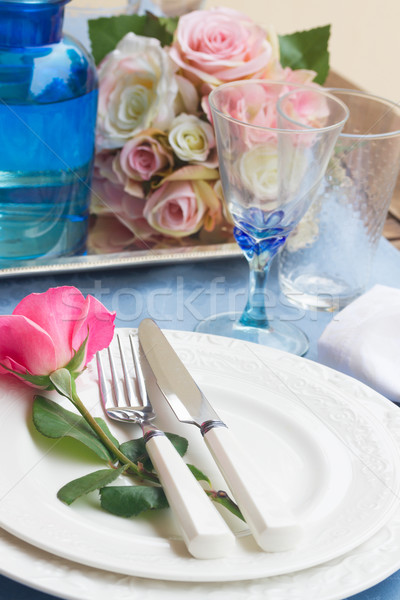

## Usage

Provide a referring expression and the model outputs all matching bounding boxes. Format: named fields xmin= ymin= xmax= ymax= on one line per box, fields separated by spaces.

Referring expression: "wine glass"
xmin=195 ymin=81 xmax=349 ymax=355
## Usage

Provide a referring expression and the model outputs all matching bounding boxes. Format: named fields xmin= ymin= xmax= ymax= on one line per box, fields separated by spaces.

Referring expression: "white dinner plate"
xmin=0 ymin=330 xmax=399 ymax=584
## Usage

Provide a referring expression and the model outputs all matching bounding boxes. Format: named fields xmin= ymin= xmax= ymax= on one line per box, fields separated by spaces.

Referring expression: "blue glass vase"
xmin=0 ymin=0 xmax=98 ymax=264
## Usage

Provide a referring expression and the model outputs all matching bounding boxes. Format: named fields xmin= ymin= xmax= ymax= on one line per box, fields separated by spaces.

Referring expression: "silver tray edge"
xmin=0 ymin=243 xmax=242 ymax=278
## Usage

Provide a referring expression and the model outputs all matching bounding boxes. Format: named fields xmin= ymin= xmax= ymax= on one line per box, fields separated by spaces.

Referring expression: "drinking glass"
xmin=195 ymin=81 xmax=349 ymax=355
xmin=278 ymin=89 xmax=400 ymax=311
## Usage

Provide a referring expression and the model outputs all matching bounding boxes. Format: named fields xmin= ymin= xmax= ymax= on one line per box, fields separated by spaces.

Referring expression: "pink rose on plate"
xmin=144 ymin=166 xmax=222 ymax=237
xmin=118 ymin=130 xmax=173 ymax=182
xmin=169 ymin=8 xmax=272 ymax=88
xmin=0 ymin=287 xmax=115 ymax=386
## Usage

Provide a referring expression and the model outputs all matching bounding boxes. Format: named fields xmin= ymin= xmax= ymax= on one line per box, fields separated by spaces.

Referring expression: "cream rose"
xmin=239 ymin=143 xmax=309 ymax=207
xmin=168 ymin=114 xmax=216 ymax=164
xmin=239 ymin=144 xmax=279 ymax=201
xmin=97 ymin=33 xmax=178 ymax=149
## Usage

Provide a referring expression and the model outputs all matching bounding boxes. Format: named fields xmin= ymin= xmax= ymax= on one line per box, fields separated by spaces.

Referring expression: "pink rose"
xmin=210 ymin=82 xmax=282 ymax=149
xmin=169 ymin=8 xmax=272 ymax=88
xmin=145 ymin=181 xmax=205 ymax=237
xmin=210 ymin=81 xmax=326 ymax=148
xmin=0 ymin=287 xmax=115 ymax=385
xmin=88 ymin=215 xmax=136 ymax=254
xmin=92 ymin=176 xmax=158 ymax=244
xmin=277 ymin=85 xmax=330 ymax=134
xmin=215 ymin=82 xmax=279 ymax=127
xmin=118 ymin=131 xmax=173 ymax=182
xmin=269 ymin=66 xmax=317 ymax=86
xmin=144 ymin=167 xmax=222 ymax=237
xmin=94 ymin=150 xmax=121 ymax=185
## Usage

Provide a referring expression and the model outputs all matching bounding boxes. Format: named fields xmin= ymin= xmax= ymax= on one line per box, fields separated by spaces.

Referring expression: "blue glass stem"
xmin=239 ymin=255 xmax=271 ymax=328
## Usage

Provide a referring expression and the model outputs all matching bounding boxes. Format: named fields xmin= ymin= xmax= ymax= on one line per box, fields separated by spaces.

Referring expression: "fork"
xmin=96 ymin=333 xmax=235 ymax=559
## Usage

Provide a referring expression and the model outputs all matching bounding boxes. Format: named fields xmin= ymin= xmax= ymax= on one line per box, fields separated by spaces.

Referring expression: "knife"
xmin=138 ymin=319 xmax=303 ymax=553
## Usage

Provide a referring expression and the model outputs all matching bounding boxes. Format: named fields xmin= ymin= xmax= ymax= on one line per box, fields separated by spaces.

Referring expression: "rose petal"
xmin=72 ymin=296 xmax=116 ymax=366
xmin=0 ymin=315 xmax=57 ymax=376
xmin=12 ymin=287 xmax=87 ymax=368
xmin=160 ymin=165 xmax=219 ymax=184
xmin=89 ymin=215 xmax=136 ymax=254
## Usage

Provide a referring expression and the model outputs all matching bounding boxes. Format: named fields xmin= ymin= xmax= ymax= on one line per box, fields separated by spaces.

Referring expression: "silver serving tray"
xmin=0 ymin=243 xmax=242 ymax=278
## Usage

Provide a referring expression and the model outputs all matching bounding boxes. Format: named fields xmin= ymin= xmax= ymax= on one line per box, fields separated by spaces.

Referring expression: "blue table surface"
xmin=0 ymin=237 xmax=399 ymax=600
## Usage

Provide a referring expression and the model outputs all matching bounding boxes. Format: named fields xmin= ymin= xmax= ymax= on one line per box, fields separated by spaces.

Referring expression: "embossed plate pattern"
xmin=0 ymin=330 xmax=399 ymax=584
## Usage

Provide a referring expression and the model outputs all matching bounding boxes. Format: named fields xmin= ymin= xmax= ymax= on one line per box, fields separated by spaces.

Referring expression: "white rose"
xmin=168 ymin=114 xmax=215 ymax=163
xmin=239 ymin=144 xmax=279 ymax=201
xmin=239 ymin=143 xmax=309 ymax=206
xmin=97 ymin=33 xmax=178 ymax=149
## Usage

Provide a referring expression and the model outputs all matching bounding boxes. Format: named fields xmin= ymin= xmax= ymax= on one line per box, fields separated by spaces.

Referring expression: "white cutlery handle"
xmin=144 ymin=430 xmax=235 ymax=559
xmin=203 ymin=424 xmax=303 ymax=552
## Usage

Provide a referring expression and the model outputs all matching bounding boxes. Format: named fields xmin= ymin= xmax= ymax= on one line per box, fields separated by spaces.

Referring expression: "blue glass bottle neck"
xmin=0 ymin=1 xmax=69 ymax=47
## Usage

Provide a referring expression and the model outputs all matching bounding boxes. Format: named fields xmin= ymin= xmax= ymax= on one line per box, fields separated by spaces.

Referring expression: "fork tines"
xmin=97 ymin=333 xmax=140 ymax=410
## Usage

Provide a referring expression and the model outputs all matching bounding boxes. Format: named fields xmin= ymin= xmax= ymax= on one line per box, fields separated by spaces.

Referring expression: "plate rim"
xmin=0 ymin=329 xmax=399 ymax=584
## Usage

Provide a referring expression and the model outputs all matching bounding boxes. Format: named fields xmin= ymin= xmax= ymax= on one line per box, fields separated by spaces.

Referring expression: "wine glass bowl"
xmin=195 ymin=81 xmax=349 ymax=355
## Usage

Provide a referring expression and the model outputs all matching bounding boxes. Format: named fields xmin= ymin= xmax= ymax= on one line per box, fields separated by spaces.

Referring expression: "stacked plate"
xmin=1 ymin=330 xmax=400 ymax=600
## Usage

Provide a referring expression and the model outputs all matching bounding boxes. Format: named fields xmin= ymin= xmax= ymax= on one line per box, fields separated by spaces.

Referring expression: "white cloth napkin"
xmin=318 ymin=284 xmax=400 ymax=402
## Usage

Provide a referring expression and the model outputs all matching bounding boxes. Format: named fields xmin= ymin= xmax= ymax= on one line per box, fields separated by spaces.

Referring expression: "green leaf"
xmin=88 ymin=13 xmax=177 ymax=65
xmin=165 ymin=432 xmax=188 ymax=457
xmin=279 ymin=25 xmax=331 ymax=84
xmin=58 ymin=466 xmax=126 ymax=505
xmin=211 ymin=491 xmax=245 ymax=522
xmin=50 ymin=368 xmax=74 ymax=400
xmin=33 ymin=395 xmax=116 ymax=461
xmin=0 ymin=363 xmax=51 ymax=388
xmin=120 ymin=437 xmax=151 ymax=469
xmin=187 ymin=464 xmax=211 ymax=486
xmin=158 ymin=16 xmax=179 ymax=37
xmin=100 ymin=485 xmax=168 ymax=517
xmin=64 ymin=333 xmax=88 ymax=377
xmin=120 ymin=432 xmax=188 ymax=472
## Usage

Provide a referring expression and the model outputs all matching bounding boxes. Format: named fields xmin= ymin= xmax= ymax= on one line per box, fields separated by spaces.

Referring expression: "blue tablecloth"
xmin=0 ymin=238 xmax=399 ymax=599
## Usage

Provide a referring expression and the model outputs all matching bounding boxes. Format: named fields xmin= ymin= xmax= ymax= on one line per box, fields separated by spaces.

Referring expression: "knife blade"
xmin=138 ymin=318 xmax=303 ymax=552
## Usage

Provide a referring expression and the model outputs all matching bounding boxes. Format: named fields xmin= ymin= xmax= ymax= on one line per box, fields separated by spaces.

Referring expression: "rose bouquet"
xmin=88 ymin=8 xmax=330 ymax=253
